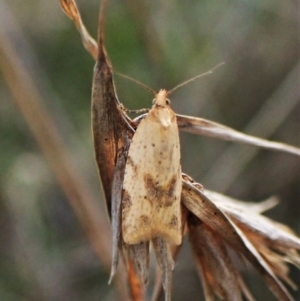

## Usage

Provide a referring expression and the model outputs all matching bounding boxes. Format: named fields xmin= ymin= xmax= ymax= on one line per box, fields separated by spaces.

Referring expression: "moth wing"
xmin=122 ymin=107 xmax=182 ymax=245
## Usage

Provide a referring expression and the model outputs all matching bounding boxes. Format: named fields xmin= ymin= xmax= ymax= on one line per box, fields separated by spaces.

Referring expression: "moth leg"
xmin=109 ymin=140 xmax=129 ymax=284
xmin=152 ymin=237 xmax=174 ymax=301
xmin=118 ymin=103 xmax=149 ymax=114
xmin=127 ymin=242 xmax=150 ymax=287
xmin=125 ymin=108 xmax=150 ymax=114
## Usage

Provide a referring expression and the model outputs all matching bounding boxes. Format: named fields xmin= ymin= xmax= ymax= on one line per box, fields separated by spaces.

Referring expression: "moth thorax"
xmin=154 ymin=89 xmax=169 ymax=107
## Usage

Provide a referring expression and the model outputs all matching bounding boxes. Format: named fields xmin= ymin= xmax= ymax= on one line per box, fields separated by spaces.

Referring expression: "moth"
xmin=119 ymin=71 xmax=224 ymax=249
xmin=108 ymin=88 xmax=183 ymax=300
xmin=109 ymin=69 xmax=226 ymax=299
xmin=122 ymin=89 xmax=182 ymax=246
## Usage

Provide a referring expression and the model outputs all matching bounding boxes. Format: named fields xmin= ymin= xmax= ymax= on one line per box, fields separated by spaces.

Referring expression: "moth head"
xmin=153 ymin=89 xmax=170 ymax=107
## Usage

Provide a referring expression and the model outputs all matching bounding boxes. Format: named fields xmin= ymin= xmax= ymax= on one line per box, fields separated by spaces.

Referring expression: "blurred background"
xmin=0 ymin=0 xmax=299 ymax=300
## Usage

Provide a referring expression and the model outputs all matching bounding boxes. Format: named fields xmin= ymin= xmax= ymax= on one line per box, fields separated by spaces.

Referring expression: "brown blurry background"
xmin=0 ymin=0 xmax=299 ymax=300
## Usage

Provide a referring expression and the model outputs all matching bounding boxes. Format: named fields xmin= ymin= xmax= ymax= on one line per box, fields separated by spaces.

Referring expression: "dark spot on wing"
xmin=169 ymin=215 xmax=179 ymax=229
xmin=165 ymin=175 xmax=177 ymax=198
xmin=139 ymin=215 xmax=150 ymax=225
xmin=126 ymin=155 xmax=137 ymax=173
xmin=122 ymin=190 xmax=132 ymax=216
xmin=143 ymin=173 xmax=179 ymax=207
xmin=143 ymin=173 xmax=156 ymax=204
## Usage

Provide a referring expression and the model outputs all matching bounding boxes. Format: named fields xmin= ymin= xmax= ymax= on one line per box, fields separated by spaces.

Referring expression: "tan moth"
xmin=109 ymin=69 xmax=226 ymax=299
xmin=119 ymin=68 xmax=224 ymax=247
xmin=122 ymin=89 xmax=182 ymax=246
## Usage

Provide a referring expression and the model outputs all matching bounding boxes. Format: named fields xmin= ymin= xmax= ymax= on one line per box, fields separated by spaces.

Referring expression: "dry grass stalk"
xmin=60 ymin=0 xmax=300 ymax=300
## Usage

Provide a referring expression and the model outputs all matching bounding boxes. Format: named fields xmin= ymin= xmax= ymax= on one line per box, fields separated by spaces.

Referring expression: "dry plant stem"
xmin=60 ymin=1 xmax=300 ymax=300
xmin=60 ymin=0 xmax=98 ymax=60
xmin=0 ymin=4 xmax=128 ymax=301
xmin=91 ymin=0 xmax=145 ymax=300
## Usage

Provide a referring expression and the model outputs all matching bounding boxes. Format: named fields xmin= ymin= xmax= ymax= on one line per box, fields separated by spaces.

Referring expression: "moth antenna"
xmin=116 ymin=72 xmax=156 ymax=96
xmin=167 ymin=62 xmax=225 ymax=96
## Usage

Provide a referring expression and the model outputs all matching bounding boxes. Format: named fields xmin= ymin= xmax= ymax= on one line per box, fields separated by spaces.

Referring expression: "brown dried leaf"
xmin=204 ymin=190 xmax=279 ymax=213
xmin=127 ymin=242 xmax=150 ymax=287
xmin=223 ymin=208 xmax=300 ymax=289
xmin=88 ymin=0 xmax=141 ymax=299
xmin=188 ymin=216 xmax=243 ymax=301
xmin=109 ymin=139 xmax=130 ymax=283
xmin=127 ymin=260 xmax=146 ymax=301
xmin=182 ymin=179 xmax=253 ymax=253
xmin=152 ymin=237 xmax=174 ymax=301
xmin=220 ymin=206 xmax=300 ymax=250
xmin=91 ymin=0 xmax=133 ymax=216
xmin=255 ymin=242 xmax=297 ymax=290
xmin=182 ymin=179 xmax=295 ymax=301
xmin=229 ymin=219 xmax=295 ymax=301
xmin=177 ymin=114 xmax=300 ymax=157
xmin=150 ymin=243 xmax=182 ymax=301
xmin=204 ymin=190 xmax=300 ymax=273
xmin=194 ymin=257 xmax=215 ymax=301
